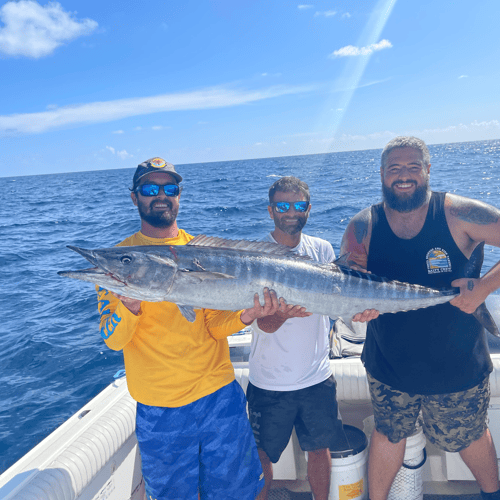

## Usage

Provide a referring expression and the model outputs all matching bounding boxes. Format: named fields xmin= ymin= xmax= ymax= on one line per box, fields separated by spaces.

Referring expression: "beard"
xmin=274 ymin=214 xmax=308 ymax=235
xmin=137 ymin=199 xmax=178 ymax=228
xmin=382 ymin=179 xmax=430 ymax=213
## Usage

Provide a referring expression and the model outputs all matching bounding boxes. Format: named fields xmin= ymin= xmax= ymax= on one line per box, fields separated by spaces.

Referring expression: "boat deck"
xmin=269 ymin=490 xmax=484 ymax=499
xmin=3 ymin=323 xmax=500 ymax=499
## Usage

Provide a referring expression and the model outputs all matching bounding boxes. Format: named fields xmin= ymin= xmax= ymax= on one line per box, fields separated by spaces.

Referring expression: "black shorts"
xmin=246 ymin=375 xmax=348 ymax=463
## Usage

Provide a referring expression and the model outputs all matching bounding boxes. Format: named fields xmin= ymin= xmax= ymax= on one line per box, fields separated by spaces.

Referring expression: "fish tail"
xmin=473 ymin=302 xmax=500 ymax=337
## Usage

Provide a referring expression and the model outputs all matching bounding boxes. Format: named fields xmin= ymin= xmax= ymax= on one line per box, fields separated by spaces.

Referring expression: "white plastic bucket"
xmin=329 ymin=425 xmax=368 ymax=500
xmin=388 ymin=426 xmax=427 ymax=500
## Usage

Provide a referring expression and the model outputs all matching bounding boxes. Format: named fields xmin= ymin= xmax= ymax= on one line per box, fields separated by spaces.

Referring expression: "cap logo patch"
xmin=149 ymin=158 xmax=166 ymax=168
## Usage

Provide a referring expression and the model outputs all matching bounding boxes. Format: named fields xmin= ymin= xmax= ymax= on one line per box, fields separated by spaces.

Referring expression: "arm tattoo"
xmin=450 ymin=200 xmax=500 ymax=225
xmin=467 ymin=280 xmax=474 ymax=291
xmin=353 ymin=220 xmax=368 ymax=244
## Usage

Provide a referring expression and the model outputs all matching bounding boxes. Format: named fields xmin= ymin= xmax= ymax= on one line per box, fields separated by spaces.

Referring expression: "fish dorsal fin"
xmin=333 ymin=253 xmax=351 ymax=269
xmin=187 ymin=235 xmax=311 ymax=259
xmin=328 ymin=253 xmax=391 ymax=283
xmin=340 ymin=266 xmax=390 ymax=283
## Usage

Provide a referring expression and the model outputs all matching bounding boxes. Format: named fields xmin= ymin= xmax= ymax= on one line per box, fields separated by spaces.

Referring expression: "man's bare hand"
xmin=276 ymin=302 xmax=312 ymax=321
xmin=240 ymin=288 xmax=281 ymax=324
xmin=240 ymin=288 xmax=311 ymax=329
xmin=111 ymin=292 xmax=142 ymax=315
xmin=450 ymin=277 xmax=488 ymax=314
xmin=247 ymin=291 xmax=311 ymax=333
xmin=352 ymin=309 xmax=379 ymax=323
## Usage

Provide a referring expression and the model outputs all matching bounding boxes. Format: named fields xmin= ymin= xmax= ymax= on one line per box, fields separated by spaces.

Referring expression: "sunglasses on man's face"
xmin=272 ymin=201 xmax=309 ymax=213
xmin=136 ymin=184 xmax=180 ymax=197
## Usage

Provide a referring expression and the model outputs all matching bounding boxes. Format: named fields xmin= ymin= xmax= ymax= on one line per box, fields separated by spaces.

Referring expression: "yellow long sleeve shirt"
xmin=97 ymin=229 xmax=246 ymax=407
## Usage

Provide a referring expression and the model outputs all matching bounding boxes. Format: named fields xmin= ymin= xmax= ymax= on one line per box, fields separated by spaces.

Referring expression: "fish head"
xmin=58 ymin=245 xmax=178 ymax=301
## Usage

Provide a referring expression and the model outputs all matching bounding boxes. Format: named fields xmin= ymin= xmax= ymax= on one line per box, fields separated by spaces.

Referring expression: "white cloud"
xmin=298 ymin=5 xmax=313 ymax=9
xmin=0 ymin=0 xmax=98 ymax=58
xmin=260 ymin=72 xmax=282 ymax=78
xmin=329 ymin=39 xmax=392 ymax=58
xmin=458 ymin=75 xmax=468 ymax=79
xmin=112 ymin=130 xmax=124 ymax=134
xmin=315 ymin=10 xmax=336 ymax=17
xmin=342 ymin=12 xmax=351 ymax=19
xmin=417 ymin=120 xmax=500 ymax=135
xmin=152 ymin=125 xmax=163 ymax=130
xmin=330 ymin=120 xmax=500 ymax=150
xmin=106 ymin=146 xmax=132 ymax=159
xmin=116 ymin=150 xmax=132 ymax=159
xmin=0 ymin=84 xmax=314 ymax=135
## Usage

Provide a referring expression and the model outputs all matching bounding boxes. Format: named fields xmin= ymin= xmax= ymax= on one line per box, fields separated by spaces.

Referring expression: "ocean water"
xmin=1 ymin=139 xmax=500 ymax=473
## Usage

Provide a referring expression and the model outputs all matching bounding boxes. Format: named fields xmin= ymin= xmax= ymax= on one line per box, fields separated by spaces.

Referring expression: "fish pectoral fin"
xmin=177 ymin=305 xmax=197 ymax=323
xmin=176 ymin=270 xmax=236 ymax=283
xmin=473 ymin=302 xmax=500 ymax=337
xmin=147 ymin=254 xmax=178 ymax=268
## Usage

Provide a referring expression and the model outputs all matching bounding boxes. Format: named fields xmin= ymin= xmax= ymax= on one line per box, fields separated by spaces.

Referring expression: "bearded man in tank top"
xmin=341 ymin=136 xmax=500 ymax=500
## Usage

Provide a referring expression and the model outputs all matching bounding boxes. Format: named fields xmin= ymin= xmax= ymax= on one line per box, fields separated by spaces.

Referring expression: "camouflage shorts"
xmin=367 ymin=372 xmax=490 ymax=452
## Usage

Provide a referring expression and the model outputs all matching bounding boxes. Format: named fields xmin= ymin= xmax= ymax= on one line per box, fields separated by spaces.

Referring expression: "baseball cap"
xmin=132 ymin=157 xmax=183 ymax=189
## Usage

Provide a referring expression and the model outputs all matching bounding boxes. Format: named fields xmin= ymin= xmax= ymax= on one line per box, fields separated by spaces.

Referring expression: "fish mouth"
xmin=58 ymin=246 xmax=128 ymax=286
xmin=57 ymin=266 xmax=128 ymax=287
xmin=57 ymin=266 xmax=105 ymax=278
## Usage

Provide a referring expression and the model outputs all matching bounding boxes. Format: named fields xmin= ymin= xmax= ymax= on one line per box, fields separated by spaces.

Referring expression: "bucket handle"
xmin=401 ymin=447 xmax=427 ymax=470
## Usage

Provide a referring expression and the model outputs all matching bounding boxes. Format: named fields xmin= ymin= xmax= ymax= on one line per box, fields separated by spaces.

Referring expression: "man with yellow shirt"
xmin=97 ymin=158 xmax=279 ymax=500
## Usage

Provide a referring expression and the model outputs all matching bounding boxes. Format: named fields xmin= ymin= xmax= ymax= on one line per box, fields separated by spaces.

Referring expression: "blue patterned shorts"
xmin=136 ymin=381 xmax=264 ymax=500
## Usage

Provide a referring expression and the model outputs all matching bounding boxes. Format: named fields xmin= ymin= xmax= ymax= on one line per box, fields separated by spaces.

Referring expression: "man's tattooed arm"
xmin=340 ymin=208 xmax=371 ymax=269
xmin=449 ymin=197 xmax=500 ymax=225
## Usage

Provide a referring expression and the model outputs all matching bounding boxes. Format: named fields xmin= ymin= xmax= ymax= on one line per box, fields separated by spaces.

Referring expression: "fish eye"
xmin=120 ymin=255 xmax=133 ymax=264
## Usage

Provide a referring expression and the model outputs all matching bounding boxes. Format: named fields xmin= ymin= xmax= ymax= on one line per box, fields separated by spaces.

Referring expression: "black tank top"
xmin=363 ymin=191 xmax=491 ymax=394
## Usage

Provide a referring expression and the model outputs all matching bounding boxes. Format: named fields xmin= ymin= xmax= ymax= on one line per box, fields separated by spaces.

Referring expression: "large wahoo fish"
xmin=58 ymin=235 xmax=499 ymax=336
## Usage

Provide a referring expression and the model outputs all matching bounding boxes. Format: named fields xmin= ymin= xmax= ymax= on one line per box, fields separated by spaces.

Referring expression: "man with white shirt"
xmin=247 ymin=176 xmax=348 ymax=500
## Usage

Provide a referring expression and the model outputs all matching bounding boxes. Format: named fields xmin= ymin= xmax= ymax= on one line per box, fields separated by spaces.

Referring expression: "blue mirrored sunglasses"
xmin=272 ymin=201 xmax=309 ymax=213
xmin=136 ymin=184 xmax=180 ymax=197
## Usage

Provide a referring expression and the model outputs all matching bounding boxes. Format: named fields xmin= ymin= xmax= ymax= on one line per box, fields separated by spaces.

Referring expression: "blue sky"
xmin=1 ymin=0 xmax=499 ymax=177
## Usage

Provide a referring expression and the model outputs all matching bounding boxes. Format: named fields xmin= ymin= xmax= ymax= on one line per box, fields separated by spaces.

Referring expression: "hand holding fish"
xmin=111 ymin=292 xmax=142 ymax=315
xmin=352 ymin=309 xmax=380 ymax=323
xmin=240 ymin=287 xmax=308 ymax=325
xmin=450 ymin=277 xmax=488 ymax=314
xmin=255 ymin=295 xmax=312 ymax=334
